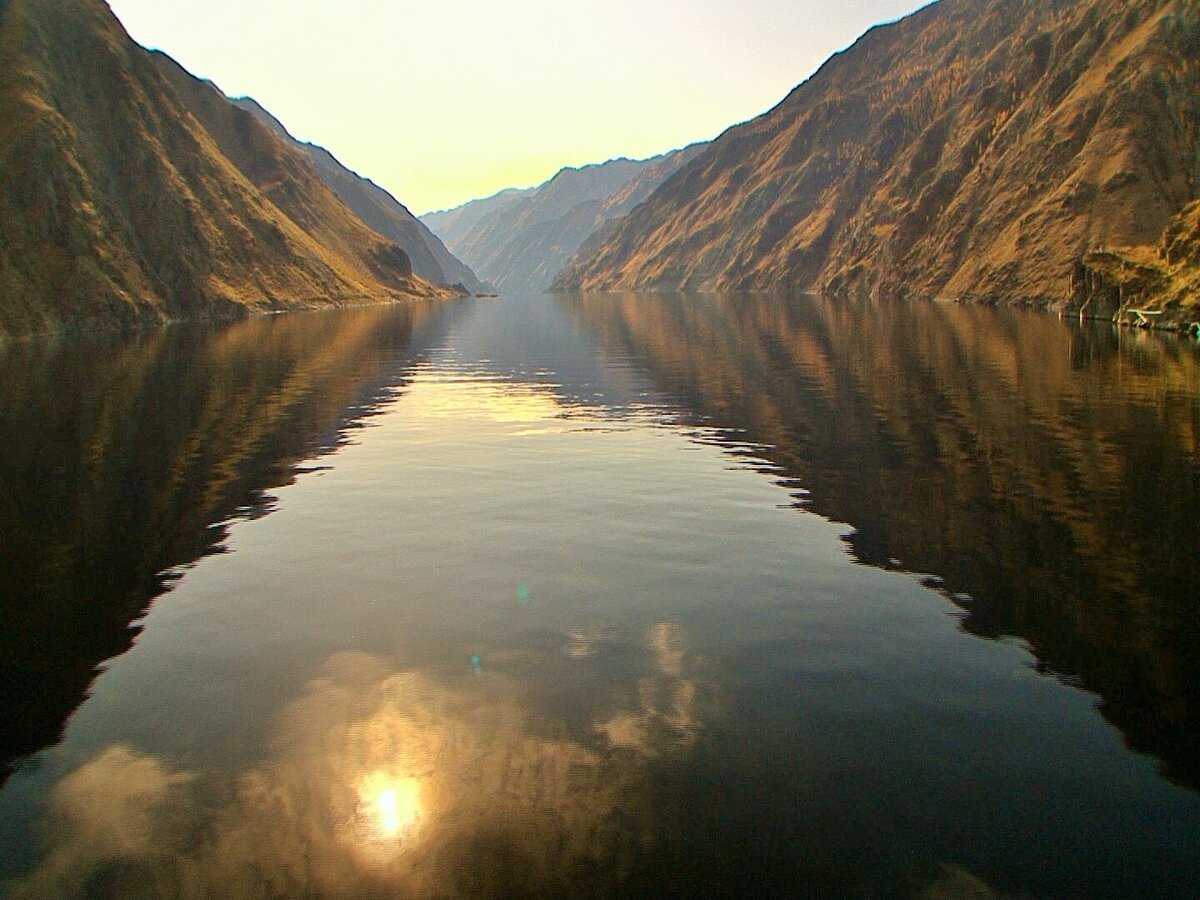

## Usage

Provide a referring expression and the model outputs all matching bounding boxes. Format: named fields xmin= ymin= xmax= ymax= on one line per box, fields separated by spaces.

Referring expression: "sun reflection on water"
xmin=360 ymin=773 xmax=421 ymax=843
xmin=11 ymin=648 xmax=704 ymax=897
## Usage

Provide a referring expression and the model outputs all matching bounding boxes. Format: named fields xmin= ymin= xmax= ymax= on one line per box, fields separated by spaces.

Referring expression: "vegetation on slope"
xmin=1072 ymin=198 xmax=1200 ymax=328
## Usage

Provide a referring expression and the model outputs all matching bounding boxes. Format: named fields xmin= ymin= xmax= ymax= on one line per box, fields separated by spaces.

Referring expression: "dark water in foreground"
xmin=0 ymin=292 xmax=1198 ymax=898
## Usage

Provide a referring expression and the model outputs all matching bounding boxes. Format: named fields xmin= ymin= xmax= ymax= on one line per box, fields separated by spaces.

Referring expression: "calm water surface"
xmin=1 ymin=292 xmax=1198 ymax=898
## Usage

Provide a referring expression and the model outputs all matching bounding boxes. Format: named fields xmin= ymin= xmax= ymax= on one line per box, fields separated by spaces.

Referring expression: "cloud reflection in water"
xmin=597 ymin=623 xmax=701 ymax=756
xmin=13 ymin=637 xmax=703 ymax=898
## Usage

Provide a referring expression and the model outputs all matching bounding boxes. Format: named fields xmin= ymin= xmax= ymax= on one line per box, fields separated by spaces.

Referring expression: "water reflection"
xmin=12 ymin=643 xmax=705 ymax=899
xmin=563 ymin=291 xmax=1200 ymax=788
xmin=598 ymin=622 xmax=701 ymax=756
xmin=0 ymin=304 xmax=458 ymax=785
xmin=362 ymin=774 xmax=421 ymax=843
xmin=405 ymin=373 xmax=569 ymax=423
xmin=3 ymin=291 xmax=1198 ymax=897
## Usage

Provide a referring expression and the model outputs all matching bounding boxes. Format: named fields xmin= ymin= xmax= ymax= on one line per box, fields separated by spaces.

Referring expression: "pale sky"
xmin=106 ymin=0 xmax=933 ymax=215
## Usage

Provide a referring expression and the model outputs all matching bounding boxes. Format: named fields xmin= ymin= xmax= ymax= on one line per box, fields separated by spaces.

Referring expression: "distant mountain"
xmin=422 ymin=187 xmax=536 ymax=252
xmin=0 ymin=0 xmax=452 ymax=338
xmin=421 ymin=148 xmax=706 ymax=293
xmin=555 ymin=0 xmax=1200 ymax=320
xmin=228 ymin=95 xmax=486 ymax=294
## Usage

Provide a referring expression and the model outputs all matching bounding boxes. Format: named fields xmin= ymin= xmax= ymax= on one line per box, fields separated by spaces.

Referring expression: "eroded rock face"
xmin=556 ymin=0 xmax=1200 ymax=308
xmin=1070 ymin=198 xmax=1200 ymax=327
xmin=0 ymin=0 xmax=448 ymax=339
xmin=1069 ymin=255 xmax=1153 ymax=321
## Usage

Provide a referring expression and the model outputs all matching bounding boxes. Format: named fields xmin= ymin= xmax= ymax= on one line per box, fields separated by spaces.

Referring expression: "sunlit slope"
xmin=1073 ymin=196 xmax=1200 ymax=325
xmin=0 ymin=0 xmax=448 ymax=338
xmin=556 ymin=0 xmax=1200 ymax=308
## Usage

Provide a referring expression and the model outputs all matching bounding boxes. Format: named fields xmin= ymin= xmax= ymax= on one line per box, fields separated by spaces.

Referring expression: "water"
xmin=0 ymin=292 xmax=1197 ymax=898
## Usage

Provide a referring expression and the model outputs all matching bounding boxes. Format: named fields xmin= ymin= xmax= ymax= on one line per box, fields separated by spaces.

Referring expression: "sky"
xmin=106 ymin=0 xmax=934 ymax=215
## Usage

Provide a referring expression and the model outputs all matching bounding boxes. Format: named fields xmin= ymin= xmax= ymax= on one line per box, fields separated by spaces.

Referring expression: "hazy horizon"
xmin=106 ymin=0 xmax=935 ymax=215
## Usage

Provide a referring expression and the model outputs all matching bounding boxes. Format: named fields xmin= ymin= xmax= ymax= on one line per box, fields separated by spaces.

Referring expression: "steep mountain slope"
xmin=229 ymin=95 xmax=486 ymax=293
xmin=0 ymin=0 xmax=448 ymax=339
xmin=499 ymin=144 xmax=710 ymax=294
xmin=565 ymin=143 xmax=710 ymax=282
xmin=556 ymin=0 xmax=1200 ymax=309
xmin=422 ymin=149 xmax=704 ymax=292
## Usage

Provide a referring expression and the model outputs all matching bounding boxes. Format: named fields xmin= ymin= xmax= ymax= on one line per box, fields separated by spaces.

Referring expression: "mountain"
xmin=228 ymin=95 xmax=486 ymax=294
xmin=563 ymin=143 xmax=709 ymax=283
xmin=421 ymin=187 xmax=536 ymax=252
xmin=421 ymin=148 xmax=705 ymax=293
xmin=0 ymin=0 xmax=452 ymax=339
xmin=554 ymin=0 xmax=1200 ymax=319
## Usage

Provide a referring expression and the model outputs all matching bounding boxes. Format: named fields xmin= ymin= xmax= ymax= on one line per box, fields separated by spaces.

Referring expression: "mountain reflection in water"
xmin=563 ymin=291 xmax=1200 ymax=788
xmin=1 ymin=291 xmax=1198 ymax=898
xmin=0 ymin=302 xmax=460 ymax=784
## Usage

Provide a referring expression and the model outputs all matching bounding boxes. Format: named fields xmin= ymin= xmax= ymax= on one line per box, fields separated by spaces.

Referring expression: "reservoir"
xmin=1 ymin=291 xmax=1198 ymax=897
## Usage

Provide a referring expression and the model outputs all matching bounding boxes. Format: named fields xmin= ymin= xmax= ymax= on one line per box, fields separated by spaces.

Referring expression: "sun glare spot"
xmin=377 ymin=787 xmax=402 ymax=834
xmin=360 ymin=773 xmax=421 ymax=844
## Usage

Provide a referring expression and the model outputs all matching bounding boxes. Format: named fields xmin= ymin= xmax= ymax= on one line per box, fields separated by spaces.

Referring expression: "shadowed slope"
xmin=230 ymin=95 xmax=485 ymax=294
xmin=421 ymin=187 xmax=535 ymax=251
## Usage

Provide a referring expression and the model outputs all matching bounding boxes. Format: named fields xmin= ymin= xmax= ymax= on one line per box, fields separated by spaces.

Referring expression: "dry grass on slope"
xmin=557 ymin=0 xmax=1200 ymax=310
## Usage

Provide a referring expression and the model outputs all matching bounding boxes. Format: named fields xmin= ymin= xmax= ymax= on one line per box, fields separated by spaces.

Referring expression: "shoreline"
xmin=0 ymin=288 xmax=468 ymax=347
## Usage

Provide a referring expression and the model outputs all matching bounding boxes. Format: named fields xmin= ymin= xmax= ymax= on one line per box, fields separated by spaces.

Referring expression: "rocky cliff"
xmin=1070 ymin=197 xmax=1200 ymax=327
xmin=555 ymin=0 xmax=1200 ymax=312
xmin=0 ymin=0 xmax=451 ymax=338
